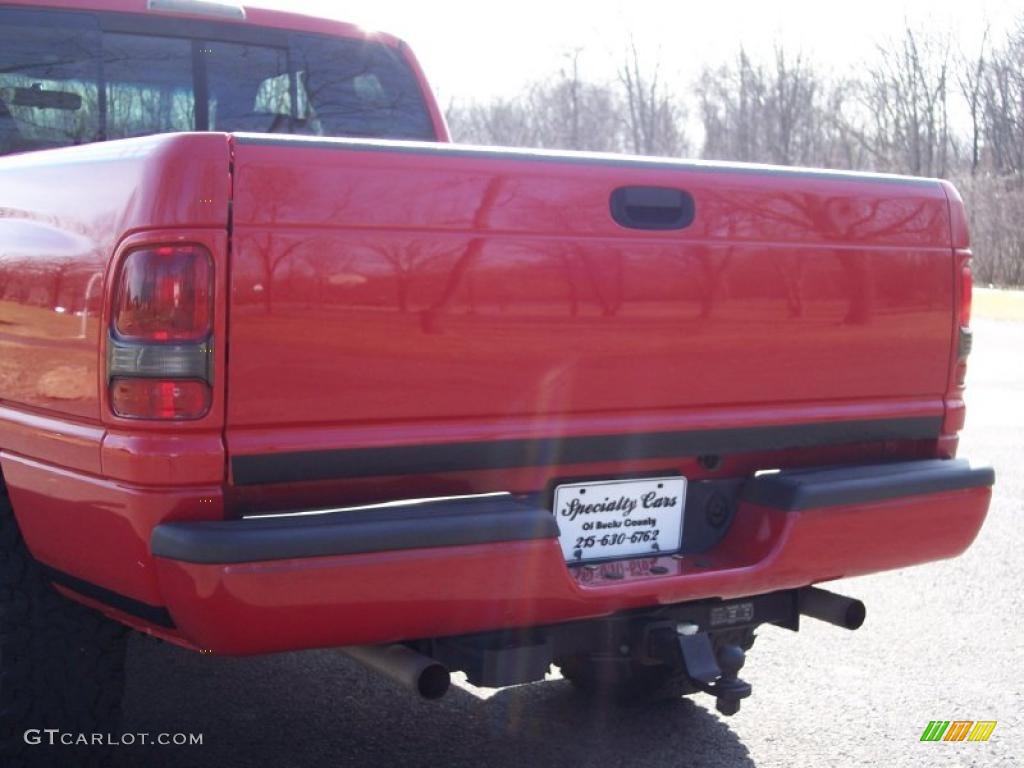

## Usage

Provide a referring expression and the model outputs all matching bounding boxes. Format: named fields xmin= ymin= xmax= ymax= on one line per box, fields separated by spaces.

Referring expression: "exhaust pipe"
xmin=340 ymin=644 xmax=451 ymax=700
xmin=798 ymin=586 xmax=866 ymax=630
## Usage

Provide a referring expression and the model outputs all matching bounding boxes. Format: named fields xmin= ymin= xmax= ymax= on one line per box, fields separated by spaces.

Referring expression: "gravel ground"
xmin=112 ymin=318 xmax=1022 ymax=768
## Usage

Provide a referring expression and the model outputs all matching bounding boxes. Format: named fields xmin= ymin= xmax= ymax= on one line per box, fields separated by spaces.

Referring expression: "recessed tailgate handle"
xmin=610 ymin=186 xmax=695 ymax=230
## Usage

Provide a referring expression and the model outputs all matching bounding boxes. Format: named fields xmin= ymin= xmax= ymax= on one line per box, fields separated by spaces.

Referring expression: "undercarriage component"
xmin=339 ymin=644 xmax=450 ymax=700
xmin=676 ymin=630 xmax=752 ymax=715
xmin=798 ymin=586 xmax=867 ymax=630
xmin=407 ymin=586 xmax=863 ymax=713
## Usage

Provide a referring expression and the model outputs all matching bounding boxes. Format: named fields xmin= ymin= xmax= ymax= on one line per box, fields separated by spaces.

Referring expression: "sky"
xmin=248 ymin=0 xmax=1022 ymax=108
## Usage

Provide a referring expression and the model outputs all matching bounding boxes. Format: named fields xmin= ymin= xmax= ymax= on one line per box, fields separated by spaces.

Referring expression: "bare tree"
xmin=697 ymin=48 xmax=762 ymax=162
xmin=697 ymin=44 xmax=861 ymax=168
xmin=978 ymin=19 xmax=1024 ymax=175
xmin=957 ymin=28 xmax=990 ymax=175
xmin=445 ymin=24 xmax=1024 ymax=286
xmin=618 ymin=38 xmax=688 ymax=156
xmin=446 ymin=49 xmax=628 ymax=153
xmin=527 ymin=49 xmax=623 ymax=152
xmin=861 ymin=25 xmax=955 ymax=177
xmin=952 ymin=18 xmax=1024 ymax=286
xmin=445 ymin=97 xmax=536 ymax=147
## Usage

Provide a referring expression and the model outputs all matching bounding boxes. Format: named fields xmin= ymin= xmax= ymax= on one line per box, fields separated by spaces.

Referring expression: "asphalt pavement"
xmin=113 ymin=317 xmax=1023 ymax=768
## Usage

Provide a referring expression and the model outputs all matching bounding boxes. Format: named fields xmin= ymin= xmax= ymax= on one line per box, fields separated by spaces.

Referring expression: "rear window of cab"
xmin=0 ymin=6 xmax=437 ymax=155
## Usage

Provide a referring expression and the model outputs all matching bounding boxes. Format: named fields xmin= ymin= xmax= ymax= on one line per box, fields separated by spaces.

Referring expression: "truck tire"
xmin=0 ymin=478 xmax=128 ymax=766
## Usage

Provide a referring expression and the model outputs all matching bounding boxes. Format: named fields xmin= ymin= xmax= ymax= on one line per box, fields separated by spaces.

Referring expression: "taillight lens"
xmin=114 ymin=245 xmax=212 ymax=341
xmin=108 ymin=242 xmax=214 ymax=420
xmin=960 ymin=261 xmax=973 ymax=328
xmin=110 ymin=378 xmax=211 ymax=420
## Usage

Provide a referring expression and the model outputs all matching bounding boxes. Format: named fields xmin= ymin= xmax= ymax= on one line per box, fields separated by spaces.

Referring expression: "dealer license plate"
xmin=552 ymin=476 xmax=686 ymax=563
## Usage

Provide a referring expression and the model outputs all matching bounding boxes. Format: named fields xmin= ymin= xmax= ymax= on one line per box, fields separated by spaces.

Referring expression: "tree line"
xmin=445 ymin=20 xmax=1024 ymax=287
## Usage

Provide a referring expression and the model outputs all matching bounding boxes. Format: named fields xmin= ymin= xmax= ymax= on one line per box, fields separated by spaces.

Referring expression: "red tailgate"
xmin=225 ymin=135 xmax=954 ymax=498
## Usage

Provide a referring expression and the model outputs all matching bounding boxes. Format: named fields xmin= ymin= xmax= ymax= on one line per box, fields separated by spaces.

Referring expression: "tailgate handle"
xmin=610 ymin=186 xmax=695 ymax=230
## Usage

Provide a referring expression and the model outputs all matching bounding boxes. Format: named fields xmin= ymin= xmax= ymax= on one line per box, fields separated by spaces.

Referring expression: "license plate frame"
xmin=552 ymin=475 xmax=686 ymax=564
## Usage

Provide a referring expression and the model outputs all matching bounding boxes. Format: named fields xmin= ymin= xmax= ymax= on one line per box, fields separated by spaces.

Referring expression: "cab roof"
xmin=0 ymin=0 xmax=405 ymax=48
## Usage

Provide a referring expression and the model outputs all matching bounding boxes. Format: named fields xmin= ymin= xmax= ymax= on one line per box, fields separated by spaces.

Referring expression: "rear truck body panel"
xmin=225 ymin=134 xmax=955 ymax=500
xmin=0 ymin=134 xmax=231 ymax=608
xmin=147 ymin=460 xmax=992 ymax=655
xmin=0 ymin=134 xmax=230 ymax=425
xmin=0 ymin=132 xmax=992 ymax=653
xmin=230 ymin=136 xmax=955 ymax=428
xmin=1 ymin=450 xmax=222 ymax=609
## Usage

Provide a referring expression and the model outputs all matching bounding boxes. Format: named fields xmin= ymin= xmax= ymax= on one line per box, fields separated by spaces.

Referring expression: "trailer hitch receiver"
xmin=676 ymin=624 xmax=752 ymax=716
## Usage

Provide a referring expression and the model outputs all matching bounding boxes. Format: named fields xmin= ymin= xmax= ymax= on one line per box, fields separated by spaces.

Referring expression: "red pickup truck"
xmin=0 ymin=0 xmax=994 ymax=757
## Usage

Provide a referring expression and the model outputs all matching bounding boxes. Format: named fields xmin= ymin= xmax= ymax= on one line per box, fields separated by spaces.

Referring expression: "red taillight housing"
xmin=960 ymin=260 xmax=973 ymax=328
xmin=114 ymin=245 xmax=212 ymax=341
xmin=110 ymin=378 xmax=211 ymax=420
xmin=957 ymin=256 xmax=973 ymax=362
xmin=108 ymin=244 xmax=214 ymax=421
xmin=939 ymin=182 xmax=972 ymax=454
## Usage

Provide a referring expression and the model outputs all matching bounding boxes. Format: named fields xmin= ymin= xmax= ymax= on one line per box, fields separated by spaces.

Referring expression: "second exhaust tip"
xmin=799 ymin=586 xmax=866 ymax=630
